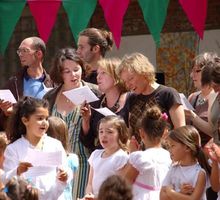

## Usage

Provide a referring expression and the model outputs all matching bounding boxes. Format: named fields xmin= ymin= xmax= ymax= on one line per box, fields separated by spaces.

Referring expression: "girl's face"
xmin=98 ymin=121 xmax=120 ymax=151
xmin=97 ymin=67 xmax=115 ymax=93
xmin=61 ymin=59 xmax=82 ymax=89
xmin=168 ymin=138 xmax=188 ymax=162
xmin=22 ymin=107 xmax=49 ymax=140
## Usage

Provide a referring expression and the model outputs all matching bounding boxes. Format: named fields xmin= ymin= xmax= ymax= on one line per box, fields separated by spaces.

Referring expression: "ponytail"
xmin=196 ymin=146 xmax=211 ymax=175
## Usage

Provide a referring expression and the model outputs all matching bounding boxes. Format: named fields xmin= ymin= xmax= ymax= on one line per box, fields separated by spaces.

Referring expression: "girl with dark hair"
xmin=3 ymin=97 xmax=69 ymax=200
xmin=124 ymin=106 xmax=171 ymax=200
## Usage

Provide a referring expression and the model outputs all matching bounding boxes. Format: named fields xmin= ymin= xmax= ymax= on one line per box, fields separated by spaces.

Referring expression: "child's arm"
xmin=160 ymin=186 xmax=172 ymax=200
xmin=85 ymin=165 xmax=94 ymax=195
xmin=123 ymin=163 xmax=139 ymax=184
xmin=210 ymin=160 xmax=220 ymax=192
xmin=163 ymin=170 xmax=206 ymax=200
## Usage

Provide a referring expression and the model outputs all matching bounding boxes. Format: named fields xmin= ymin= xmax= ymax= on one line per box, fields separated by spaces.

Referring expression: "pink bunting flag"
xmin=99 ymin=0 xmax=130 ymax=49
xmin=179 ymin=0 xmax=207 ymax=39
xmin=27 ymin=0 xmax=61 ymax=43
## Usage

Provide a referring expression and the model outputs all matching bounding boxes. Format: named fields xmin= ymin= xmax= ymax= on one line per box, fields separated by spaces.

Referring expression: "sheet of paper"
xmin=24 ymin=166 xmax=56 ymax=178
xmin=43 ymin=83 xmax=53 ymax=92
xmin=23 ymin=148 xmax=62 ymax=167
xmin=93 ymin=107 xmax=116 ymax=116
xmin=63 ymin=85 xmax=99 ymax=105
xmin=0 ymin=89 xmax=17 ymax=103
xmin=179 ymin=93 xmax=195 ymax=111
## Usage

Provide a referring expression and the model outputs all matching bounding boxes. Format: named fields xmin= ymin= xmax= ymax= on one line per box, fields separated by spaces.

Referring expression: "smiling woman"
xmin=187 ymin=52 xmax=218 ymax=147
xmin=116 ymin=52 xmax=185 ymax=142
xmin=43 ymin=47 xmax=100 ymax=199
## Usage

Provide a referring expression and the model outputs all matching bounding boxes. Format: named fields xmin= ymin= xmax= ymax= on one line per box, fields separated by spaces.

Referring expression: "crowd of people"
xmin=0 ymin=27 xmax=220 ymax=200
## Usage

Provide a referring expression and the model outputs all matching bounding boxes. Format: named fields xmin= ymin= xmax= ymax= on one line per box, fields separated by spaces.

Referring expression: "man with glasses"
xmin=0 ymin=36 xmax=53 ymax=131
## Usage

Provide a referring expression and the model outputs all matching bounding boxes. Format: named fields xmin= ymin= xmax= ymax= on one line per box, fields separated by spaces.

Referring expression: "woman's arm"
xmin=188 ymin=110 xmax=213 ymax=136
xmin=169 ymin=104 xmax=186 ymax=128
xmin=210 ymin=161 xmax=220 ymax=192
xmin=80 ymin=102 xmax=92 ymax=135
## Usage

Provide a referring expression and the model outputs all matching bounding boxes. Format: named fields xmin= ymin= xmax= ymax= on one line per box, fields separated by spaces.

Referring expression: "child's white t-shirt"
xmin=129 ymin=147 xmax=171 ymax=200
xmin=163 ymin=162 xmax=207 ymax=200
xmin=88 ymin=148 xmax=128 ymax=197
xmin=3 ymin=135 xmax=69 ymax=200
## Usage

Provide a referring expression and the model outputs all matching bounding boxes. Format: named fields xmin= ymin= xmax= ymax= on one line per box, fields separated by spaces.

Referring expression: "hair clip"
xmin=26 ymin=184 xmax=32 ymax=190
xmin=161 ymin=113 xmax=168 ymax=121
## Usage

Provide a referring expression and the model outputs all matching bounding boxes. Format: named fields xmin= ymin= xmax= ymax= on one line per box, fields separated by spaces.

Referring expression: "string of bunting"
xmin=0 ymin=0 xmax=207 ymax=54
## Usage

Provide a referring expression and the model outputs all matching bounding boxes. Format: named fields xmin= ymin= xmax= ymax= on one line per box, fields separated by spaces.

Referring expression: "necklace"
xmin=62 ymin=93 xmax=71 ymax=103
xmin=197 ymin=93 xmax=208 ymax=106
xmin=100 ymin=94 xmax=121 ymax=113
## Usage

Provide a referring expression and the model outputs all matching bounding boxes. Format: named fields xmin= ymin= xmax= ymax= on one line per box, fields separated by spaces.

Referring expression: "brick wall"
xmin=91 ymin=0 xmax=220 ymax=34
xmin=0 ymin=0 xmax=219 ymax=87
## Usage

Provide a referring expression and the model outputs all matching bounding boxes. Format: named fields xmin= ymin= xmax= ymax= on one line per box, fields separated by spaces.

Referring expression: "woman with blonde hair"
xmin=80 ymin=57 xmax=129 ymax=152
xmin=116 ymin=52 xmax=185 ymax=143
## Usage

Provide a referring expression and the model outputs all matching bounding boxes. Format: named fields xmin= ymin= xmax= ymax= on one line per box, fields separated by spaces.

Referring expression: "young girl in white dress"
xmin=124 ymin=106 xmax=172 ymax=200
xmin=85 ymin=115 xmax=129 ymax=198
xmin=3 ymin=97 xmax=70 ymax=200
xmin=160 ymin=125 xmax=211 ymax=200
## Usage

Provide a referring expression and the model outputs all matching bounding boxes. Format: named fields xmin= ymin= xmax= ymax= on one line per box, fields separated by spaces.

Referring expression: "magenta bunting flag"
xmin=179 ymin=0 xmax=207 ymax=39
xmin=99 ymin=0 xmax=130 ymax=49
xmin=27 ymin=0 xmax=62 ymax=43
xmin=63 ymin=0 xmax=97 ymax=43
xmin=0 ymin=0 xmax=26 ymax=54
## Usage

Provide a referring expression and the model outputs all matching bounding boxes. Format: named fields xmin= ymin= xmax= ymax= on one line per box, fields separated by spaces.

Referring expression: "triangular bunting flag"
xmin=0 ymin=0 xmax=26 ymax=54
xmin=27 ymin=0 xmax=61 ymax=43
xmin=63 ymin=0 xmax=97 ymax=42
xmin=63 ymin=0 xmax=97 ymax=43
xmin=99 ymin=0 xmax=130 ymax=49
xmin=138 ymin=0 xmax=169 ymax=46
xmin=179 ymin=0 xmax=207 ymax=39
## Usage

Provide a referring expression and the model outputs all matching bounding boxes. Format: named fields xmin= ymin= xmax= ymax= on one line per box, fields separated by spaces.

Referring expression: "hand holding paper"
xmin=92 ymin=107 xmax=116 ymax=116
xmin=179 ymin=93 xmax=195 ymax=111
xmin=0 ymin=89 xmax=17 ymax=103
xmin=63 ymin=86 xmax=99 ymax=105
xmin=23 ymin=148 xmax=62 ymax=167
xmin=22 ymin=148 xmax=63 ymax=177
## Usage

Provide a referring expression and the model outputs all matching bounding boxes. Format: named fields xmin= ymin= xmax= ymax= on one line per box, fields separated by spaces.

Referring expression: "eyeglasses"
xmin=16 ymin=48 xmax=37 ymax=55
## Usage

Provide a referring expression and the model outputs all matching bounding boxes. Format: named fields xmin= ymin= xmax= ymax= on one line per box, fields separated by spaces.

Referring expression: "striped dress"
xmin=52 ymin=105 xmax=90 ymax=200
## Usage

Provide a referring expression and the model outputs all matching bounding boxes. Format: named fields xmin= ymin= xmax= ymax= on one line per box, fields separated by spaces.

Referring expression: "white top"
xmin=129 ymin=147 xmax=171 ymax=200
xmin=88 ymin=149 xmax=128 ymax=197
xmin=3 ymin=135 xmax=69 ymax=200
xmin=163 ymin=162 xmax=206 ymax=200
